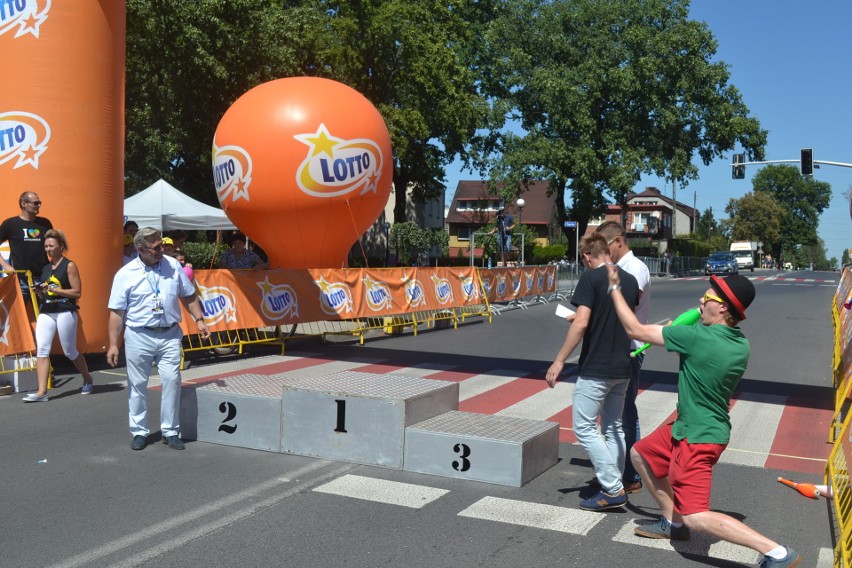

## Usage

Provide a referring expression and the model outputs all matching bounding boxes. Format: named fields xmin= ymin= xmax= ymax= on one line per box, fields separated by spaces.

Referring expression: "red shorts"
xmin=633 ymin=423 xmax=726 ymax=515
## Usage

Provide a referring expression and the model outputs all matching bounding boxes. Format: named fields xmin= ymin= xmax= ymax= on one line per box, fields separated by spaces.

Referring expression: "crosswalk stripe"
xmin=636 ymin=383 xmax=678 ymax=434
xmin=721 ymin=393 xmax=786 ymax=467
xmin=458 ymin=369 xmax=521 ymax=401
xmin=612 ymin=520 xmax=760 ymax=564
xmin=457 ymin=496 xmax=604 ymax=535
xmin=496 ymin=379 xmax=574 ymax=420
xmin=312 ymin=474 xmax=449 ymax=509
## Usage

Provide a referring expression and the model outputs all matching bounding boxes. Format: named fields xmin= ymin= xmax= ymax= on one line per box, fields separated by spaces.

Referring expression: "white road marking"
xmin=613 ymin=520 xmax=759 ymax=564
xmin=458 ymin=496 xmax=604 ymax=535
xmin=721 ymin=393 xmax=786 ymax=467
xmin=313 ymin=474 xmax=449 ymax=508
xmin=458 ymin=369 xmax=522 ymax=401
xmin=497 ymin=379 xmax=573 ymax=420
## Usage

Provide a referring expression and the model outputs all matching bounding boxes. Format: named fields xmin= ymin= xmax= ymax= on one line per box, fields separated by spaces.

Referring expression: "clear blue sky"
xmin=443 ymin=0 xmax=852 ymax=262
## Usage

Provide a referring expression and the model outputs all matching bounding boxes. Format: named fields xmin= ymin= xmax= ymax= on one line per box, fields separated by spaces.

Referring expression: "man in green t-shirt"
xmin=606 ymin=269 xmax=801 ymax=568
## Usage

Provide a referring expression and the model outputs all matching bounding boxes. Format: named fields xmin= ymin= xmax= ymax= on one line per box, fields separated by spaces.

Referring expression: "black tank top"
xmin=39 ymin=257 xmax=77 ymax=313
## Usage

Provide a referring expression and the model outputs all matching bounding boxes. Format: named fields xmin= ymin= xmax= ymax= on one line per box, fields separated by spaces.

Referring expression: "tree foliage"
xmin=475 ymin=0 xmax=766 ymax=246
xmin=750 ymin=165 xmax=831 ymax=258
xmin=723 ymin=191 xmax=783 ymax=251
xmin=125 ymin=0 xmax=325 ymax=201
xmin=388 ymin=222 xmax=448 ymax=265
xmin=125 ymin=0 xmax=495 ymax=221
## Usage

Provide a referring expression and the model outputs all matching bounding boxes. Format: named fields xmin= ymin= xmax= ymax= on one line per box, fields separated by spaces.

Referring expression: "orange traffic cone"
xmin=777 ymin=477 xmax=826 ymax=499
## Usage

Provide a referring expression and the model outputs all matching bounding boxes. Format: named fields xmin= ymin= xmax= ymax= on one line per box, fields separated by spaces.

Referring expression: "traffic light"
xmin=801 ymin=148 xmax=814 ymax=176
xmin=732 ymin=153 xmax=745 ymax=179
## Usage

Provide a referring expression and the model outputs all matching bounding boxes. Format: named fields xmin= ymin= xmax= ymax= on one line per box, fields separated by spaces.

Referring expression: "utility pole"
xmin=671 ymin=179 xmax=677 ymax=240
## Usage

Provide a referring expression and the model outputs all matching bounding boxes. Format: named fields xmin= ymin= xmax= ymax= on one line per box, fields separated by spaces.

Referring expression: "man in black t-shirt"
xmin=0 ymin=192 xmax=53 ymax=288
xmin=545 ymin=233 xmax=638 ymax=512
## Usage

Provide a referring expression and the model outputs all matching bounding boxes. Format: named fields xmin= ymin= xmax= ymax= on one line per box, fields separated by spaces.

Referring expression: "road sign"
xmin=564 ymin=221 xmax=577 ymax=228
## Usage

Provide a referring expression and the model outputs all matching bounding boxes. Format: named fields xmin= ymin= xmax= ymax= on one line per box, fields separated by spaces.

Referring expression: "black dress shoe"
xmin=131 ymin=435 xmax=148 ymax=450
xmin=162 ymin=435 xmax=185 ymax=450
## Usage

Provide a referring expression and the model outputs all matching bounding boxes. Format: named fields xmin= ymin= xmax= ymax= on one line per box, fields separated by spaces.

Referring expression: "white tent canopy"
xmin=124 ymin=178 xmax=237 ymax=231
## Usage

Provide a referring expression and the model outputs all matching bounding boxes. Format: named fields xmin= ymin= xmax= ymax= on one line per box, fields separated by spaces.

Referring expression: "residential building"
xmin=590 ymin=186 xmax=696 ymax=246
xmin=446 ymin=180 xmax=557 ymax=258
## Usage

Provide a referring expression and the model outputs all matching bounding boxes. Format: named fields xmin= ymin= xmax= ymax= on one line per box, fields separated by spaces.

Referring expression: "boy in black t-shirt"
xmin=545 ymin=233 xmax=638 ymax=511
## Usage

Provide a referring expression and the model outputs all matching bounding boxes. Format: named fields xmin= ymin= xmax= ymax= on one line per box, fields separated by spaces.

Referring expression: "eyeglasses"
xmin=701 ymin=292 xmax=726 ymax=305
xmin=141 ymin=244 xmax=164 ymax=252
xmin=26 ymin=201 xmax=42 ymax=206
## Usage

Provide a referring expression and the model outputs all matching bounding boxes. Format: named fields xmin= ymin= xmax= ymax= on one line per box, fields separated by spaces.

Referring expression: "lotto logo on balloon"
xmin=0 ymin=111 xmax=50 ymax=170
xmin=294 ymin=124 xmax=383 ymax=198
xmin=212 ymin=143 xmax=253 ymax=205
xmin=0 ymin=0 xmax=50 ymax=38
xmin=213 ymin=77 xmax=393 ymax=269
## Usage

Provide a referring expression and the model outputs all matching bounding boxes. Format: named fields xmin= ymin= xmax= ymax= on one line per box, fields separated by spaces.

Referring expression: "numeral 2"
xmin=218 ymin=401 xmax=238 ymax=433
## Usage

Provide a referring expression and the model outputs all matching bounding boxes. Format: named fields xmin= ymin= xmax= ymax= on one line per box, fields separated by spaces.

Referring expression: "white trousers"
xmin=124 ymin=326 xmax=183 ymax=438
xmin=35 ymin=311 xmax=80 ymax=358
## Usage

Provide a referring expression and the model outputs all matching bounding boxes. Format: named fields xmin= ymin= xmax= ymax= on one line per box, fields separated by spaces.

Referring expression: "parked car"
xmin=705 ymin=252 xmax=739 ymax=276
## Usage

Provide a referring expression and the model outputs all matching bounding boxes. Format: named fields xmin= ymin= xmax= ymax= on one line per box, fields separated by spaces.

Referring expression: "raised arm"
xmin=606 ymin=264 xmax=665 ymax=347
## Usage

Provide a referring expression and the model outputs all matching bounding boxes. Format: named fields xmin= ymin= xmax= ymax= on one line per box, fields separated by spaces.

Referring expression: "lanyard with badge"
xmin=142 ymin=258 xmax=164 ymax=315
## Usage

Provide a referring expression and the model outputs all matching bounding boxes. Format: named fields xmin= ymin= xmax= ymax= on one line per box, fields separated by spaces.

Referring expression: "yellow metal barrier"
xmin=0 ymin=270 xmax=48 ymax=392
xmin=829 ymin=267 xmax=852 ymax=567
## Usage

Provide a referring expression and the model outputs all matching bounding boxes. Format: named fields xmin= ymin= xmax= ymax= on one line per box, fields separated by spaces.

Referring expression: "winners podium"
xmin=180 ymin=370 xmax=558 ymax=486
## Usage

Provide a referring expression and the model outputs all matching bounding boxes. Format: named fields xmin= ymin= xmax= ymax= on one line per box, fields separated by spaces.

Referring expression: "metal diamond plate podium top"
xmin=273 ymin=371 xmax=455 ymax=400
xmin=409 ymin=411 xmax=558 ymax=443
xmin=192 ymin=374 xmax=290 ymax=398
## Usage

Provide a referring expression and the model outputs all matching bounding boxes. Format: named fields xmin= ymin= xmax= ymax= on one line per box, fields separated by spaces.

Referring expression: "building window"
xmin=458 ymin=226 xmax=473 ymax=241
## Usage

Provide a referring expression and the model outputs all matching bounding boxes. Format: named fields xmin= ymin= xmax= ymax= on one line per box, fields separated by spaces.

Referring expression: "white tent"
xmin=124 ymin=179 xmax=237 ymax=231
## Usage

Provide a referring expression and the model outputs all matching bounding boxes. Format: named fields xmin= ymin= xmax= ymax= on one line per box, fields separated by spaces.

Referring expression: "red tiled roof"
xmin=446 ymin=180 xmax=556 ymax=225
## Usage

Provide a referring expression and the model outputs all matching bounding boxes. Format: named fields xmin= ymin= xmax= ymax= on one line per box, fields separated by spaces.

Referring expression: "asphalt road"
xmin=0 ymin=269 xmax=838 ymax=568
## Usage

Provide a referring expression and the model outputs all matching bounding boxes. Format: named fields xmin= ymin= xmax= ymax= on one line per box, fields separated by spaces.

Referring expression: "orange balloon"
xmin=212 ymin=78 xmax=393 ymax=269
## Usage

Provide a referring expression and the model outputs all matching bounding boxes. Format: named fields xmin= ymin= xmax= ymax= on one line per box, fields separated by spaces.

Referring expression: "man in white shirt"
xmin=107 ymin=227 xmax=210 ymax=451
xmin=597 ymin=221 xmax=651 ymax=493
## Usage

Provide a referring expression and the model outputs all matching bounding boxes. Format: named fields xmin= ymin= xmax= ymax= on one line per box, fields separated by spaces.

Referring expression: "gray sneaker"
xmin=634 ymin=516 xmax=691 ymax=541
xmin=759 ymin=548 xmax=801 ymax=568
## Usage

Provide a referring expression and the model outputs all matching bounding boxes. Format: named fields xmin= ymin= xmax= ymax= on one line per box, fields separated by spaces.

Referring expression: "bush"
xmin=530 ymin=243 xmax=567 ymax=265
xmin=181 ymin=241 xmax=228 ymax=269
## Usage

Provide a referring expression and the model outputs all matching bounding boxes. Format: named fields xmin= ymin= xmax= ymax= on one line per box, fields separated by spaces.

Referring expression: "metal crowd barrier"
xmin=0 ymin=270 xmax=46 ymax=393
xmin=827 ymin=267 xmax=852 ymax=567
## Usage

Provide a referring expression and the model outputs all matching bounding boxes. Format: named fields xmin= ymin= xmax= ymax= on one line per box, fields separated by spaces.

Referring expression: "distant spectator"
xmin=218 ymin=232 xmax=266 ymax=269
xmin=161 ymin=236 xmax=176 ymax=257
xmin=169 ymin=230 xmax=188 ymax=251
xmin=174 ymin=252 xmax=194 ymax=281
xmin=123 ymin=220 xmax=138 ymax=238
xmin=122 ymin=233 xmax=136 ymax=265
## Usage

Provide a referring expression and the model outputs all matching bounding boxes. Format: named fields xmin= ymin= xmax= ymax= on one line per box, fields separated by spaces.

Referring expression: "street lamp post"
xmin=516 ymin=198 xmax=525 ymax=265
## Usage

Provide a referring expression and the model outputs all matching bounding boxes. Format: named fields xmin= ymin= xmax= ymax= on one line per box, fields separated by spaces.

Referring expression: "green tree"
xmin=475 ymin=0 xmax=766 ymax=243
xmin=388 ymin=222 xmax=448 ymax=265
xmin=751 ymin=165 xmax=831 ymax=260
xmin=694 ymin=207 xmax=720 ymax=240
xmin=125 ymin=0 xmax=324 ymax=201
xmin=319 ymin=0 xmax=498 ymax=224
xmin=723 ymin=191 xmax=783 ymax=252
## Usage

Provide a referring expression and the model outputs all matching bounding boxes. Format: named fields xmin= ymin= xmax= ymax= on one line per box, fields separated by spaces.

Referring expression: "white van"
xmin=729 ymin=241 xmax=755 ymax=272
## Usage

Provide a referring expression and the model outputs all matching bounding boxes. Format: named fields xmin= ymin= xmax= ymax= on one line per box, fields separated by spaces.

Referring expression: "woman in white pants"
xmin=23 ymin=229 xmax=93 ymax=402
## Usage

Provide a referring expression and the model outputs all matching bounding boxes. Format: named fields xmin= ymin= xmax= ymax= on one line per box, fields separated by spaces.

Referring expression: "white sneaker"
xmin=22 ymin=392 xmax=48 ymax=402
xmin=81 ymin=383 xmax=93 ymax=395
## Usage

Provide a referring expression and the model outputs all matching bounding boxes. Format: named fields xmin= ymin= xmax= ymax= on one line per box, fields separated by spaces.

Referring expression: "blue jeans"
xmin=622 ymin=353 xmax=644 ymax=483
xmin=573 ymin=375 xmax=629 ymax=494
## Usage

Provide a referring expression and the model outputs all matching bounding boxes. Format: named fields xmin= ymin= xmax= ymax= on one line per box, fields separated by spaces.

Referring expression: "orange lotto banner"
xmin=1 ymin=1 xmax=126 ymax=353
xmin=479 ymin=265 xmax=558 ymax=303
xmin=178 ymin=267 xmax=485 ymax=334
xmin=0 ymin=276 xmax=36 ymax=355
